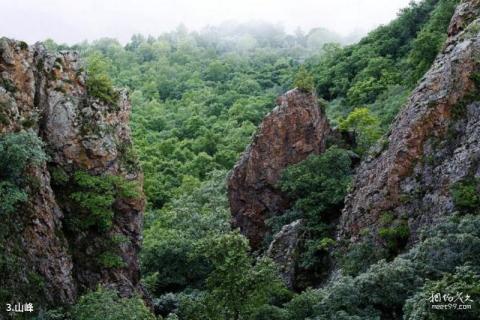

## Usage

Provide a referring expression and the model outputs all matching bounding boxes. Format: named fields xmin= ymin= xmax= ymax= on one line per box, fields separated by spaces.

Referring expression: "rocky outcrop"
xmin=0 ymin=38 xmax=145 ymax=310
xmin=228 ymin=89 xmax=330 ymax=250
xmin=266 ymin=219 xmax=303 ymax=289
xmin=339 ymin=0 xmax=480 ymax=248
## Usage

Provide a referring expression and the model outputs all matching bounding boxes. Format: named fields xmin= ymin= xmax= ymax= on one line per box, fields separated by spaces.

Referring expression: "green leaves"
xmin=70 ymin=171 xmax=141 ymax=231
xmin=279 ymin=146 xmax=352 ymax=216
xmin=0 ymin=131 xmax=47 ymax=215
xmin=0 ymin=181 xmax=27 ymax=215
xmin=451 ymin=178 xmax=480 ymax=214
xmin=277 ymin=147 xmax=352 ymax=277
xmin=404 ymin=266 xmax=480 ymax=319
xmin=0 ymin=131 xmax=47 ymax=182
xmin=86 ymin=52 xmax=118 ymax=105
xmin=293 ymin=66 xmax=315 ymax=92
xmin=71 ymin=287 xmax=155 ymax=320
xmin=339 ymin=107 xmax=382 ymax=155
xmin=192 ymin=232 xmax=286 ymax=320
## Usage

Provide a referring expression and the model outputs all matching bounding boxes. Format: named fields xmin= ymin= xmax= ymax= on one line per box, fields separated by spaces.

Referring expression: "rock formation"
xmin=228 ymin=89 xmax=330 ymax=250
xmin=0 ymin=38 xmax=145 ymax=309
xmin=339 ymin=0 xmax=480 ymax=247
xmin=266 ymin=219 xmax=303 ymax=289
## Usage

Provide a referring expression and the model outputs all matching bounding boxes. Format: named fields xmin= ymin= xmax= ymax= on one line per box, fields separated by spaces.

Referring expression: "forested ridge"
xmin=2 ymin=0 xmax=480 ymax=319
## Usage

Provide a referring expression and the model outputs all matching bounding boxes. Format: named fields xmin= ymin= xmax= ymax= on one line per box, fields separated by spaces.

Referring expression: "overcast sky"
xmin=2 ymin=0 xmax=414 ymax=44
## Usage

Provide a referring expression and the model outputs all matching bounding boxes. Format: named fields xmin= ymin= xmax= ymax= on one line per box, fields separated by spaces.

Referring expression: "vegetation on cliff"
xmin=3 ymin=0 xmax=477 ymax=319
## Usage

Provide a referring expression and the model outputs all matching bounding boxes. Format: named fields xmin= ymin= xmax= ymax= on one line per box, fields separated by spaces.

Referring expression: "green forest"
xmin=3 ymin=0 xmax=480 ymax=319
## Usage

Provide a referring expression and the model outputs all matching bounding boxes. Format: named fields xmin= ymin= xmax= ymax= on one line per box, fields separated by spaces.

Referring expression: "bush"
xmin=70 ymin=172 xmax=117 ymax=231
xmin=378 ymin=219 xmax=410 ymax=255
xmin=338 ymin=236 xmax=388 ymax=276
xmin=278 ymin=146 xmax=352 ymax=276
xmin=141 ymin=171 xmax=230 ymax=295
xmin=199 ymin=232 xmax=286 ymax=319
xmin=70 ymin=171 xmax=140 ymax=231
xmin=284 ymin=289 xmax=320 ymax=320
xmin=98 ymin=251 xmax=125 ymax=269
xmin=339 ymin=108 xmax=382 ymax=155
xmin=0 ymin=132 xmax=47 ymax=215
xmin=404 ymin=266 xmax=480 ymax=320
xmin=279 ymin=146 xmax=352 ymax=216
xmin=297 ymin=215 xmax=480 ymax=319
xmin=293 ymin=65 xmax=315 ymax=92
xmin=86 ymin=53 xmax=118 ymax=105
xmin=71 ymin=287 xmax=155 ymax=320
xmin=451 ymin=178 xmax=480 ymax=214
xmin=0 ymin=181 xmax=27 ymax=215
xmin=153 ymin=293 xmax=179 ymax=317
xmin=0 ymin=131 xmax=47 ymax=183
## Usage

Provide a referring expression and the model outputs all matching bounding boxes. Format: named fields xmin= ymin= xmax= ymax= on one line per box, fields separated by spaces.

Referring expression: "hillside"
xmin=1 ymin=0 xmax=479 ymax=319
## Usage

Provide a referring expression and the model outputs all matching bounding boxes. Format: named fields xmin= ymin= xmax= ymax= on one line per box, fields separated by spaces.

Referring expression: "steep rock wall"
xmin=228 ymin=89 xmax=330 ymax=250
xmin=339 ymin=0 xmax=480 ymax=247
xmin=0 ymin=38 xmax=145 ymax=309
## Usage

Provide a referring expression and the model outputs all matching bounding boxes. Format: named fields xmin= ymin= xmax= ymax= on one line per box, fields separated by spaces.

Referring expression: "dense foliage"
xmin=38 ymin=287 xmax=154 ymax=320
xmin=310 ymin=0 xmax=459 ymax=127
xmin=0 ymin=131 xmax=48 ymax=310
xmin=34 ymin=0 xmax=468 ymax=318
xmin=292 ymin=214 xmax=480 ymax=319
xmin=269 ymin=147 xmax=352 ymax=284
xmin=68 ymin=171 xmax=141 ymax=231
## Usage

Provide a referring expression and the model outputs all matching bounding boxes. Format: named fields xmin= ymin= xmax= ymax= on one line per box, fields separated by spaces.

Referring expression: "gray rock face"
xmin=266 ymin=219 xmax=303 ymax=289
xmin=0 ymin=38 xmax=145 ymax=307
xmin=338 ymin=0 xmax=480 ymax=247
xmin=228 ymin=89 xmax=330 ymax=250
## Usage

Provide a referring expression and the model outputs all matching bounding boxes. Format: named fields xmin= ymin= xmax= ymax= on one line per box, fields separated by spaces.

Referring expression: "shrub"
xmin=49 ymin=166 xmax=69 ymax=186
xmin=378 ymin=219 xmax=410 ymax=255
xmin=279 ymin=146 xmax=352 ymax=216
xmin=300 ymin=215 xmax=480 ymax=319
xmin=339 ymin=108 xmax=382 ymax=155
xmin=70 ymin=172 xmax=116 ymax=231
xmin=451 ymin=178 xmax=480 ymax=214
xmin=284 ymin=289 xmax=320 ymax=320
xmin=308 ymin=258 xmax=421 ymax=319
xmin=405 ymin=215 xmax=480 ymax=277
xmin=293 ymin=65 xmax=315 ymax=92
xmin=86 ymin=53 xmax=118 ymax=105
xmin=338 ymin=236 xmax=388 ymax=276
xmin=141 ymin=171 xmax=230 ymax=295
xmin=71 ymin=287 xmax=155 ymax=320
xmin=0 ymin=181 xmax=27 ymax=215
xmin=404 ymin=266 xmax=480 ymax=320
xmin=251 ymin=305 xmax=289 ymax=320
xmin=0 ymin=132 xmax=47 ymax=215
xmin=0 ymin=131 xmax=47 ymax=183
xmin=153 ymin=293 xmax=179 ymax=317
xmin=98 ymin=251 xmax=125 ymax=269
xmin=278 ymin=146 xmax=352 ymax=276
xmin=70 ymin=171 xmax=140 ymax=231
xmin=201 ymin=233 xmax=286 ymax=319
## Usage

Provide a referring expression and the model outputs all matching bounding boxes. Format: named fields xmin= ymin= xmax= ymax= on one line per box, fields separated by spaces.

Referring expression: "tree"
xmin=86 ymin=52 xmax=118 ymax=105
xmin=293 ymin=65 xmax=315 ymax=92
xmin=0 ymin=131 xmax=47 ymax=215
xmin=197 ymin=232 xmax=285 ymax=320
xmin=277 ymin=146 xmax=352 ymax=277
xmin=404 ymin=266 xmax=480 ymax=320
xmin=71 ymin=287 xmax=155 ymax=320
xmin=339 ymin=107 xmax=382 ymax=155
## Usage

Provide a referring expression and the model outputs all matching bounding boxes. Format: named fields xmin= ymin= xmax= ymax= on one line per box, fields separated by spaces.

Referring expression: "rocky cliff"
xmin=339 ymin=0 xmax=480 ymax=249
xmin=228 ymin=89 xmax=331 ymax=250
xmin=0 ymin=38 xmax=145 ymax=311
